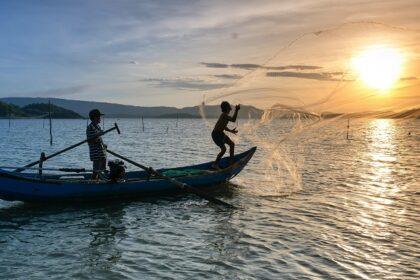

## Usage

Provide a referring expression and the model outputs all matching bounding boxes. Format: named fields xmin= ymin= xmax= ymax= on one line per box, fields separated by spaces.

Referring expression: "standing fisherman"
xmin=87 ymin=109 xmax=107 ymax=180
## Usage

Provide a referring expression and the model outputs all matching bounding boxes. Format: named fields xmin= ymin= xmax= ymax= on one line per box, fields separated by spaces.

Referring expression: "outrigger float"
xmin=0 ymin=123 xmax=256 ymax=207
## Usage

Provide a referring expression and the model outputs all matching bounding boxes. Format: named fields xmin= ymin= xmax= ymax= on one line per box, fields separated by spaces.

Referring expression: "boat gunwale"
xmin=0 ymin=147 xmax=256 ymax=186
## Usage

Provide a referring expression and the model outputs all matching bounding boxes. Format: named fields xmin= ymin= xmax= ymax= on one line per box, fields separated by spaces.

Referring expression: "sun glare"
xmin=352 ymin=46 xmax=403 ymax=91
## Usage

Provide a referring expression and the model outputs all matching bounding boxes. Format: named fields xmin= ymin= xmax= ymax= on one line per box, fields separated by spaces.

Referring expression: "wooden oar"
xmin=1 ymin=166 xmax=91 ymax=173
xmin=15 ymin=123 xmax=121 ymax=172
xmin=106 ymin=149 xmax=235 ymax=209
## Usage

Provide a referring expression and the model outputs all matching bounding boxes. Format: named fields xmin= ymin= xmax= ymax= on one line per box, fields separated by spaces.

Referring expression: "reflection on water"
xmin=84 ymin=205 xmax=125 ymax=272
xmin=0 ymin=118 xmax=418 ymax=279
xmin=339 ymin=119 xmax=418 ymax=280
xmin=367 ymin=119 xmax=397 ymax=187
xmin=365 ymin=119 xmax=400 ymax=199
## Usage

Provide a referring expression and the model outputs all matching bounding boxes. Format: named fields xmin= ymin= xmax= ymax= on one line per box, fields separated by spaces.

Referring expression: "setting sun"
xmin=352 ymin=46 xmax=403 ymax=91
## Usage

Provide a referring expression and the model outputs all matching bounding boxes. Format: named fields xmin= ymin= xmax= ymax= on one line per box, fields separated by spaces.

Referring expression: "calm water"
xmin=0 ymin=118 xmax=418 ymax=279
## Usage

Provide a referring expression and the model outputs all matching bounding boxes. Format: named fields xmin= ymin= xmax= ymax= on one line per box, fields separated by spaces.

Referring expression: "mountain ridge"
xmin=1 ymin=97 xmax=418 ymax=119
xmin=0 ymin=97 xmax=262 ymax=118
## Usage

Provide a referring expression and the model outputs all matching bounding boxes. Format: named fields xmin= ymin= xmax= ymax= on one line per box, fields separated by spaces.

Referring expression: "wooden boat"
xmin=0 ymin=147 xmax=256 ymax=202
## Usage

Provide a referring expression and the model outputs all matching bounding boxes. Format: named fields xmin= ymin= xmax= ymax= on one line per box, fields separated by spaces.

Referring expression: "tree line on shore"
xmin=0 ymin=102 xmax=82 ymax=119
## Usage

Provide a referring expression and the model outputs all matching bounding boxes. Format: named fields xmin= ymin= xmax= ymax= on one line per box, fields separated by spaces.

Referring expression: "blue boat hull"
xmin=0 ymin=147 xmax=256 ymax=202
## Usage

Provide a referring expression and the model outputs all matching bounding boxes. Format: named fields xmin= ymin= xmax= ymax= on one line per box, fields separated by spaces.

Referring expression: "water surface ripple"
xmin=0 ymin=118 xmax=418 ymax=279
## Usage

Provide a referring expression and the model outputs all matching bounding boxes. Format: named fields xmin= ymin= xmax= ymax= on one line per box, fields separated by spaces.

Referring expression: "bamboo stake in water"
xmin=8 ymin=105 xmax=10 ymax=129
xmin=346 ymin=119 xmax=350 ymax=140
xmin=49 ymin=100 xmax=53 ymax=145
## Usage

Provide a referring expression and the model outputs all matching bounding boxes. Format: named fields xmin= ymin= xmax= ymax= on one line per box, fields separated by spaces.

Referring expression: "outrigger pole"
xmin=1 ymin=166 xmax=92 ymax=173
xmin=14 ymin=123 xmax=121 ymax=172
xmin=106 ymin=149 xmax=236 ymax=209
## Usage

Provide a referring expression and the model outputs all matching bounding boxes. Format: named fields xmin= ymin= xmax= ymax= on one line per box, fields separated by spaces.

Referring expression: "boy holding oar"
xmin=211 ymin=101 xmax=240 ymax=169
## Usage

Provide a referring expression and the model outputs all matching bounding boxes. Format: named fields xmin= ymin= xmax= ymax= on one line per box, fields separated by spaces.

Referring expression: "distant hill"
xmin=155 ymin=113 xmax=198 ymax=118
xmin=388 ymin=107 xmax=420 ymax=119
xmin=0 ymin=101 xmax=26 ymax=117
xmin=0 ymin=101 xmax=82 ymax=118
xmin=22 ymin=103 xmax=83 ymax=119
xmin=341 ymin=108 xmax=420 ymax=119
xmin=1 ymin=97 xmax=418 ymax=119
xmin=0 ymin=97 xmax=263 ymax=118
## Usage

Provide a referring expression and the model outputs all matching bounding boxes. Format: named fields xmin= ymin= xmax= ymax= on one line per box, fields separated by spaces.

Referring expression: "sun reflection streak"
xmin=353 ymin=120 xmax=400 ymax=225
xmin=367 ymin=119 xmax=398 ymax=188
xmin=339 ymin=119 xmax=404 ymax=276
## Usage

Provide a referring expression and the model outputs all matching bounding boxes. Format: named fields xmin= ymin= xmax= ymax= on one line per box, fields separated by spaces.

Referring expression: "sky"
xmin=0 ymin=0 xmax=419 ymax=112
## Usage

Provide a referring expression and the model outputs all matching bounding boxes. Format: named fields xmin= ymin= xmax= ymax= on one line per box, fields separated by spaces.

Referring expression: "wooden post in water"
xmin=176 ymin=113 xmax=178 ymax=128
xmin=142 ymin=116 xmax=145 ymax=132
xmin=346 ymin=119 xmax=350 ymax=140
xmin=49 ymin=100 xmax=53 ymax=145
xmin=8 ymin=106 xmax=10 ymax=129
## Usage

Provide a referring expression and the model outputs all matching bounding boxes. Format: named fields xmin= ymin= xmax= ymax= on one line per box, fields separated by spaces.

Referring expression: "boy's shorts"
xmin=212 ymin=130 xmax=230 ymax=148
xmin=93 ymin=158 xmax=107 ymax=172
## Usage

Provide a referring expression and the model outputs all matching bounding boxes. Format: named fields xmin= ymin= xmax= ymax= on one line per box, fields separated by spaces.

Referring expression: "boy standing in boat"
xmin=87 ymin=109 xmax=107 ymax=180
xmin=211 ymin=101 xmax=240 ymax=169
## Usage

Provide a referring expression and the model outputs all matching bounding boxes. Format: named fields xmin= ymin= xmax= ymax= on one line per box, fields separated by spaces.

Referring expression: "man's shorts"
xmin=212 ymin=130 xmax=230 ymax=148
xmin=92 ymin=158 xmax=107 ymax=172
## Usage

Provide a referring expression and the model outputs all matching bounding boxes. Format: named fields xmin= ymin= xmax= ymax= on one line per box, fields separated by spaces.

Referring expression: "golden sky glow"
xmin=352 ymin=46 xmax=404 ymax=92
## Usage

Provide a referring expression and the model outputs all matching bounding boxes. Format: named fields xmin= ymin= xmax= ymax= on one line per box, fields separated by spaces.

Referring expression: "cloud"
xmin=214 ymin=74 xmax=242 ymax=79
xmin=266 ymin=71 xmax=351 ymax=81
xmin=16 ymin=85 xmax=90 ymax=97
xmin=200 ymin=62 xmax=229 ymax=68
xmin=201 ymin=62 xmax=322 ymax=71
xmin=230 ymin=64 xmax=260 ymax=70
xmin=141 ymin=78 xmax=229 ymax=90
xmin=265 ymin=65 xmax=323 ymax=70
xmin=200 ymin=61 xmax=346 ymax=82
xmin=400 ymin=77 xmax=417 ymax=81
xmin=230 ymin=32 xmax=239 ymax=39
